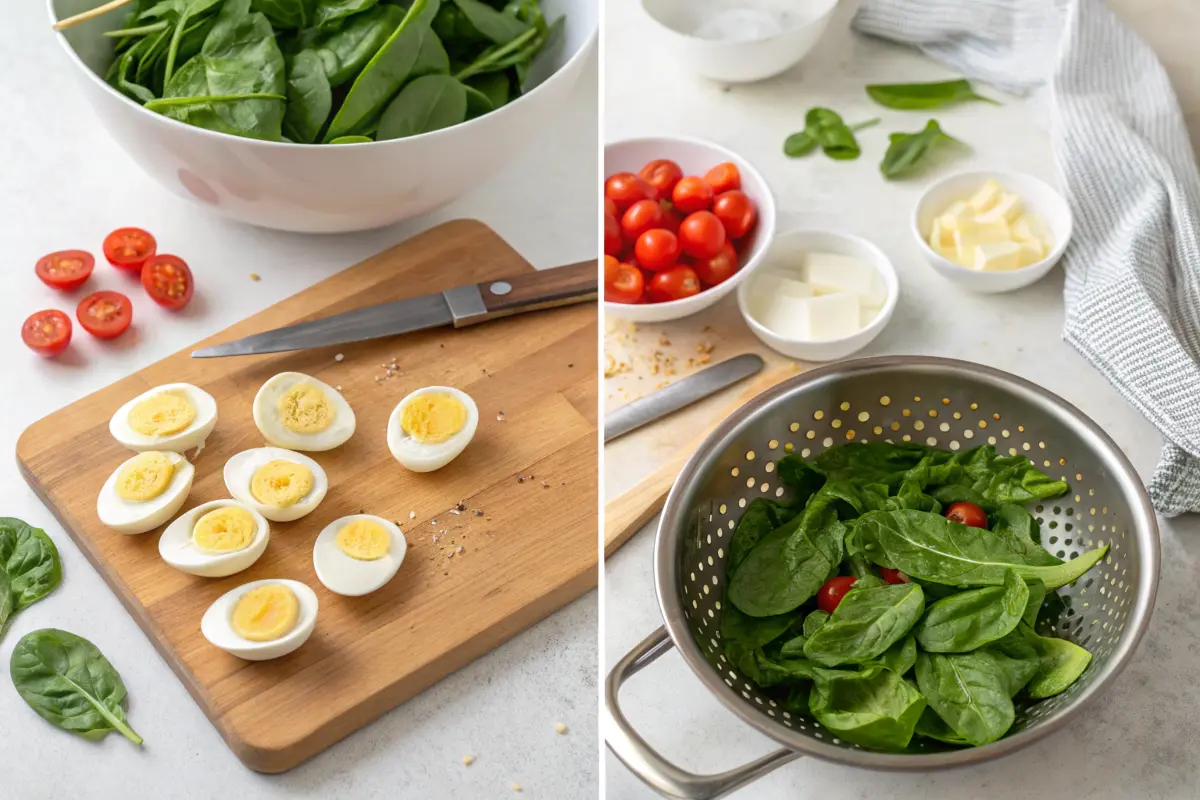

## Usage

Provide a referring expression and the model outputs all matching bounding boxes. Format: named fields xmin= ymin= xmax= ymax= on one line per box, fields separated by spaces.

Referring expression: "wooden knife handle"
xmin=604 ymin=366 xmax=798 ymax=558
xmin=477 ymin=260 xmax=597 ymax=322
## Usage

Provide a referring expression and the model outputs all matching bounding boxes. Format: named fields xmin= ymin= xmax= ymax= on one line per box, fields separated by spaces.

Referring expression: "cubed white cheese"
xmin=802 ymin=293 xmax=861 ymax=341
xmin=938 ymin=201 xmax=971 ymax=231
xmin=973 ymin=241 xmax=1023 ymax=271
xmin=860 ymin=305 xmax=881 ymax=328
xmin=929 ymin=219 xmax=957 ymax=261
xmin=1010 ymin=215 xmax=1034 ymax=242
xmin=758 ymin=293 xmax=813 ymax=341
xmin=754 ymin=272 xmax=814 ymax=299
xmin=976 ymin=192 xmax=1023 ymax=225
xmin=968 ymin=180 xmax=1002 ymax=213
xmin=804 ymin=252 xmax=877 ymax=297
xmin=1017 ymin=238 xmax=1045 ymax=267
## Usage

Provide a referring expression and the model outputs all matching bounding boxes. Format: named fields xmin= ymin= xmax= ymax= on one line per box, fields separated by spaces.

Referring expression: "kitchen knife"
xmin=603 ymin=353 xmax=764 ymax=443
xmin=192 ymin=260 xmax=596 ymax=358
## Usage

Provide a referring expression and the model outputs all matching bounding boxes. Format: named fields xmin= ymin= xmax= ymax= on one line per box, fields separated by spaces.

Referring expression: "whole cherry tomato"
xmin=638 ymin=159 xmax=684 ymax=200
xmin=817 ymin=576 xmax=858 ymax=613
xmin=605 ymin=197 xmax=618 ymax=218
xmin=678 ymin=211 xmax=726 ymax=260
xmin=604 ymin=255 xmax=620 ymax=285
xmin=647 ymin=265 xmax=701 ymax=302
xmin=620 ymin=199 xmax=665 ymax=242
xmin=634 ymin=229 xmax=680 ymax=272
xmin=605 ymin=172 xmax=654 ymax=213
xmin=671 ymin=176 xmax=713 ymax=214
xmin=605 ymin=261 xmax=644 ymax=304
xmin=604 ymin=213 xmax=622 ymax=256
xmin=704 ymin=162 xmax=741 ymax=194
xmin=946 ymin=501 xmax=988 ymax=529
xmin=712 ymin=190 xmax=757 ymax=239
xmin=692 ymin=241 xmax=738 ymax=286
xmin=880 ymin=568 xmax=909 ymax=585
xmin=659 ymin=203 xmax=682 ymax=235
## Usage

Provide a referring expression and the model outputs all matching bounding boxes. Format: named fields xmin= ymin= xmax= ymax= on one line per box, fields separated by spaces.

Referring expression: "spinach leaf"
xmin=915 ymin=568 xmax=1027 ymax=653
xmin=1021 ymin=579 xmax=1047 ymax=627
xmin=311 ymin=0 xmax=378 ymax=28
xmin=324 ymin=0 xmax=443 ymax=141
xmin=10 ymin=629 xmax=143 ymax=745
xmin=990 ymin=504 xmax=1061 ymax=566
xmin=866 ymin=79 xmax=998 ymax=110
xmin=377 ymin=73 xmax=465 ymax=138
xmin=914 ymin=706 xmax=969 ymax=746
xmin=875 ymin=634 xmax=917 ymax=676
xmin=774 ymin=454 xmax=826 ymax=503
xmin=0 ymin=569 xmax=13 ymax=636
xmin=465 ymin=71 xmax=510 ymax=108
xmin=779 ymin=634 xmax=807 ymax=658
xmin=808 ymin=665 xmax=925 ymax=750
xmin=464 ymin=83 xmax=494 ymax=118
xmin=442 ymin=0 xmax=529 ymax=44
xmin=1006 ymin=623 xmax=1092 ymax=699
xmin=783 ymin=108 xmax=879 ymax=160
xmin=0 ymin=518 xmax=63 ymax=611
xmin=880 ymin=120 xmax=962 ymax=180
xmin=283 ymin=49 xmax=333 ymax=142
xmin=328 ymin=134 xmax=373 ymax=142
xmin=855 ymin=509 xmax=1108 ymax=589
xmin=929 ymin=484 xmax=992 ymax=512
xmin=162 ymin=0 xmax=224 ymax=85
xmin=962 ymin=448 xmax=1069 ymax=506
xmin=915 ymin=650 xmax=1015 ymax=746
xmin=728 ymin=495 xmax=845 ymax=617
xmin=802 ymin=609 xmax=830 ymax=638
xmin=452 ymin=18 xmax=540 ymax=81
xmin=751 ymin=651 xmax=819 ymax=687
xmin=803 ymin=582 xmax=924 ymax=666
xmin=252 ymin=0 xmax=316 ymax=29
xmin=721 ymin=603 xmax=795 ymax=680
xmin=728 ymin=498 xmax=797 ymax=574
xmin=814 ymin=442 xmax=936 ymax=486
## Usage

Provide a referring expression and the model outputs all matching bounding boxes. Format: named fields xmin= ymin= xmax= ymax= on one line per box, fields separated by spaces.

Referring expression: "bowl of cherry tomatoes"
xmin=604 ymin=136 xmax=776 ymax=322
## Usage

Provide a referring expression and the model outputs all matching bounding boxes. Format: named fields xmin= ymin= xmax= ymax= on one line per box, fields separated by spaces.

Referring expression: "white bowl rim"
xmin=603 ymin=133 xmax=777 ymax=315
xmin=911 ymin=167 xmax=1075 ymax=279
xmin=737 ymin=227 xmax=900 ymax=346
xmin=47 ymin=0 xmax=598 ymax=150
xmin=638 ymin=0 xmax=839 ymax=44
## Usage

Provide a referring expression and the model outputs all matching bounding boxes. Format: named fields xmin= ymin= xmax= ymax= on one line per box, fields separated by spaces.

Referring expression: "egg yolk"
xmin=128 ymin=391 xmax=196 ymax=436
xmin=336 ymin=519 xmax=390 ymax=561
xmin=277 ymin=383 xmax=335 ymax=434
xmin=231 ymin=584 xmax=299 ymax=642
xmin=192 ymin=507 xmax=257 ymax=553
xmin=400 ymin=393 xmax=466 ymax=444
xmin=250 ymin=460 xmax=313 ymax=508
xmin=115 ymin=452 xmax=175 ymax=502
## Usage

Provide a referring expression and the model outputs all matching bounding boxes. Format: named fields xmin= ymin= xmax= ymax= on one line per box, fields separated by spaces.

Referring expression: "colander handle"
xmin=604 ymin=626 xmax=802 ymax=799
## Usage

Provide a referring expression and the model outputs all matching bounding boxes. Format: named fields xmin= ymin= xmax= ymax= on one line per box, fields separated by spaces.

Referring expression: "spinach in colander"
xmin=721 ymin=441 xmax=1105 ymax=751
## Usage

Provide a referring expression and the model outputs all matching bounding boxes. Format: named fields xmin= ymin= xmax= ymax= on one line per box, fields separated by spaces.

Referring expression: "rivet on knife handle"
xmin=466 ymin=260 xmax=598 ymax=325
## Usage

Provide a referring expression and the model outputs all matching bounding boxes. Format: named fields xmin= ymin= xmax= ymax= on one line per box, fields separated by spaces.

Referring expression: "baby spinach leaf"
xmin=802 ymin=609 xmax=830 ymax=638
xmin=814 ymin=442 xmax=937 ymax=486
xmin=774 ymin=454 xmax=826 ymax=502
xmin=880 ymin=119 xmax=964 ymax=179
xmin=1021 ymin=579 xmax=1047 ymax=627
xmin=929 ymin=484 xmax=993 ymax=511
xmin=1006 ymin=623 xmax=1092 ymax=699
xmin=0 ymin=518 xmax=63 ymax=611
xmin=465 ymin=71 xmax=510 ymax=108
xmin=445 ymin=0 xmax=529 ymax=44
xmin=452 ymin=20 xmax=539 ymax=81
xmin=312 ymin=0 xmax=378 ymax=29
xmin=252 ymin=0 xmax=316 ymax=29
xmin=779 ymin=634 xmax=807 ymax=659
xmin=721 ymin=604 xmax=795 ymax=680
xmin=463 ymin=83 xmax=494 ymax=118
xmin=915 ymin=651 xmax=1014 ymax=746
xmin=728 ymin=498 xmax=797 ymax=574
xmin=875 ymin=634 xmax=917 ymax=676
xmin=803 ymin=582 xmax=925 ymax=666
xmin=328 ymin=134 xmax=373 ymax=142
xmin=782 ymin=108 xmax=880 ymax=160
xmin=915 ymin=568 xmax=1027 ymax=653
xmin=324 ymin=0 xmax=443 ymax=141
xmin=0 ymin=570 xmax=13 ymax=636
xmin=376 ymin=71 xmax=465 ymax=139
xmin=914 ymin=706 xmax=969 ymax=745
xmin=163 ymin=0 xmax=224 ymax=85
xmin=866 ymin=79 xmax=998 ymax=110
xmin=855 ymin=509 xmax=1108 ymax=589
xmin=283 ymin=49 xmax=333 ymax=142
xmin=10 ymin=629 xmax=143 ymax=745
xmin=750 ymin=651 xmax=819 ymax=687
xmin=808 ymin=665 xmax=925 ymax=751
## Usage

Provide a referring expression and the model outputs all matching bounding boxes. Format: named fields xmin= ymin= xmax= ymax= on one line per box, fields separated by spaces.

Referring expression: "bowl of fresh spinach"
xmin=48 ymin=0 xmax=596 ymax=231
xmin=606 ymin=355 xmax=1158 ymax=794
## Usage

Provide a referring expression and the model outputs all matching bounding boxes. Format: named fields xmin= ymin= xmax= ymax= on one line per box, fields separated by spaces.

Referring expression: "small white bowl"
xmin=640 ymin=0 xmax=838 ymax=84
xmin=913 ymin=169 xmax=1074 ymax=294
xmin=737 ymin=229 xmax=899 ymax=362
xmin=605 ymin=136 xmax=777 ymax=323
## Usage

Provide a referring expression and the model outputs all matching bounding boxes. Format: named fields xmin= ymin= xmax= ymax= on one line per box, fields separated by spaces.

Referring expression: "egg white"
xmin=96 ymin=451 xmax=194 ymax=535
xmin=386 ymin=386 xmax=479 ymax=472
xmin=109 ymin=383 xmax=218 ymax=454
xmin=252 ymin=372 xmax=356 ymax=452
xmin=200 ymin=578 xmax=318 ymax=661
xmin=223 ymin=447 xmax=328 ymax=523
xmin=158 ymin=499 xmax=270 ymax=578
xmin=312 ymin=515 xmax=407 ymax=597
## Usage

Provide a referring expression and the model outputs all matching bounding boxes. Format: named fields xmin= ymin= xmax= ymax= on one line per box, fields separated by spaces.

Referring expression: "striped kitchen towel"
xmin=854 ymin=0 xmax=1200 ymax=516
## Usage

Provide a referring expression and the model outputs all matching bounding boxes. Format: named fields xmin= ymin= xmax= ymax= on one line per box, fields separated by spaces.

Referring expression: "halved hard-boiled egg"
xmin=223 ymin=447 xmax=328 ymax=523
xmin=252 ymin=372 xmax=355 ymax=452
xmin=158 ymin=499 xmax=270 ymax=578
xmin=386 ymin=386 xmax=478 ymax=472
xmin=201 ymin=578 xmax=318 ymax=661
xmin=96 ymin=451 xmax=194 ymax=534
xmin=110 ymin=383 xmax=218 ymax=454
xmin=313 ymin=515 xmax=407 ymax=596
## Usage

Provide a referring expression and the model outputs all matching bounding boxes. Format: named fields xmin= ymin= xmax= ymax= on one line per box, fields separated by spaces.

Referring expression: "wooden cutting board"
xmin=16 ymin=219 xmax=598 ymax=773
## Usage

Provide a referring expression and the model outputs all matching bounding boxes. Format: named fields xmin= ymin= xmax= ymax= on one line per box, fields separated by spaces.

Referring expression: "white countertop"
xmin=0 ymin=3 xmax=598 ymax=797
xmin=603 ymin=0 xmax=1200 ymax=797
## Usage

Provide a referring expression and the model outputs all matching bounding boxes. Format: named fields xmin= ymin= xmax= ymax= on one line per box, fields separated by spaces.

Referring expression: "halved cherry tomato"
xmin=638 ymin=159 xmax=684 ymax=200
xmin=692 ymin=242 xmax=738 ymax=286
xmin=817 ymin=576 xmax=857 ymax=613
xmin=679 ymin=211 xmax=726 ymax=260
xmin=141 ymin=254 xmax=194 ymax=310
xmin=712 ymin=190 xmax=757 ymax=239
xmin=103 ymin=227 xmax=157 ymax=272
xmin=946 ymin=501 xmax=988 ymax=529
xmin=880 ymin=567 xmax=908 ymax=585
xmin=21 ymin=310 xmax=72 ymax=357
xmin=620 ymin=199 xmax=665 ymax=242
xmin=77 ymin=291 xmax=133 ymax=339
xmin=671 ymin=176 xmax=713 ymax=214
xmin=634 ymin=229 xmax=680 ymax=272
xmin=604 ymin=172 xmax=654 ymax=213
xmin=604 ymin=213 xmax=622 ymax=256
xmin=605 ymin=262 xmax=644 ymax=304
xmin=704 ymin=162 xmax=741 ymax=194
xmin=604 ymin=197 xmax=618 ymax=218
xmin=648 ymin=265 xmax=701 ymax=302
xmin=36 ymin=250 xmax=94 ymax=291
xmin=604 ymin=255 xmax=620 ymax=285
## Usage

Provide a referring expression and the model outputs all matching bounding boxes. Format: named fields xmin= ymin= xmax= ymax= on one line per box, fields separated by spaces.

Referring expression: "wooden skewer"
xmin=53 ymin=0 xmax=135 ymax=31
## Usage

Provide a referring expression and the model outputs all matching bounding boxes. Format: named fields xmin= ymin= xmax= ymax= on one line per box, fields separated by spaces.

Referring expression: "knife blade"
xmin=192 ymin=260 xmax=596 ymax=358
xmin=603 ymin=353 xmax=765 ymax=443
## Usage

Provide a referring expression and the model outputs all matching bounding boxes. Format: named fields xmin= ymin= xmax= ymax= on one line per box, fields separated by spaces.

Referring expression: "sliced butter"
xmin=977 ymin=192 xmax=1023 ymax=225
xmin=973 ymin=241 xmax=1023 ymax=272
xmin=968 ymin=179 xmax=1002 ymax=213
xmin=938 ymin=200 xmax=971 ymax=231
xmin=1017 ymin=238 xmax=1045 ymax=267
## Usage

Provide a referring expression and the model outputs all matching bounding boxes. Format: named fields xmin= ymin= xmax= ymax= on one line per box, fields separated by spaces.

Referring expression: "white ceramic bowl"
xmin=640 ymin=0 xmax=838 ymax=84
xmin=605 ymin=136 xmax=777 ymax=323
xmin=49 ymin=0 xmax=597 ymax=232
xmin=737 ymin=229 xmax=899 ymax=362
xmin=913 ymin=169 xmax=1074 ymax=294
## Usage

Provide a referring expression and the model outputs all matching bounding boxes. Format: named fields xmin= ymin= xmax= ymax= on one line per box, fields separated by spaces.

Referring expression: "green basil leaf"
xmin=866 ymin=79 xmax=998 ymax=110
xmin=915 ymin=568 xmax=1027 ymax=652
xmin=0 ymin=518 xmax=63 ymax=611
xmin=783 ymin=131 xmax=818 ymax=157
xmin=879 ymin=119 xmax=963 ymax=179
xmin=10 ymin=629 xmax=143 ymax=745
xmin=915 ymin=650 xmax=1015 ymax=746
xmin=809 ymin=665 xmax=925 ymax=750
xmin=376 ymin=73 xmax=467 ymax=140
xmin=782 ymin=108 xmax=879 ymax=161
xmin=803 ymin=582 xmax=925 ymax=666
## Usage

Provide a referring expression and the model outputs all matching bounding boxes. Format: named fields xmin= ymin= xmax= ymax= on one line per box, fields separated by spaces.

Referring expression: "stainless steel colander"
xmin=605 ymin=356 xmax=1160 ymax=799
